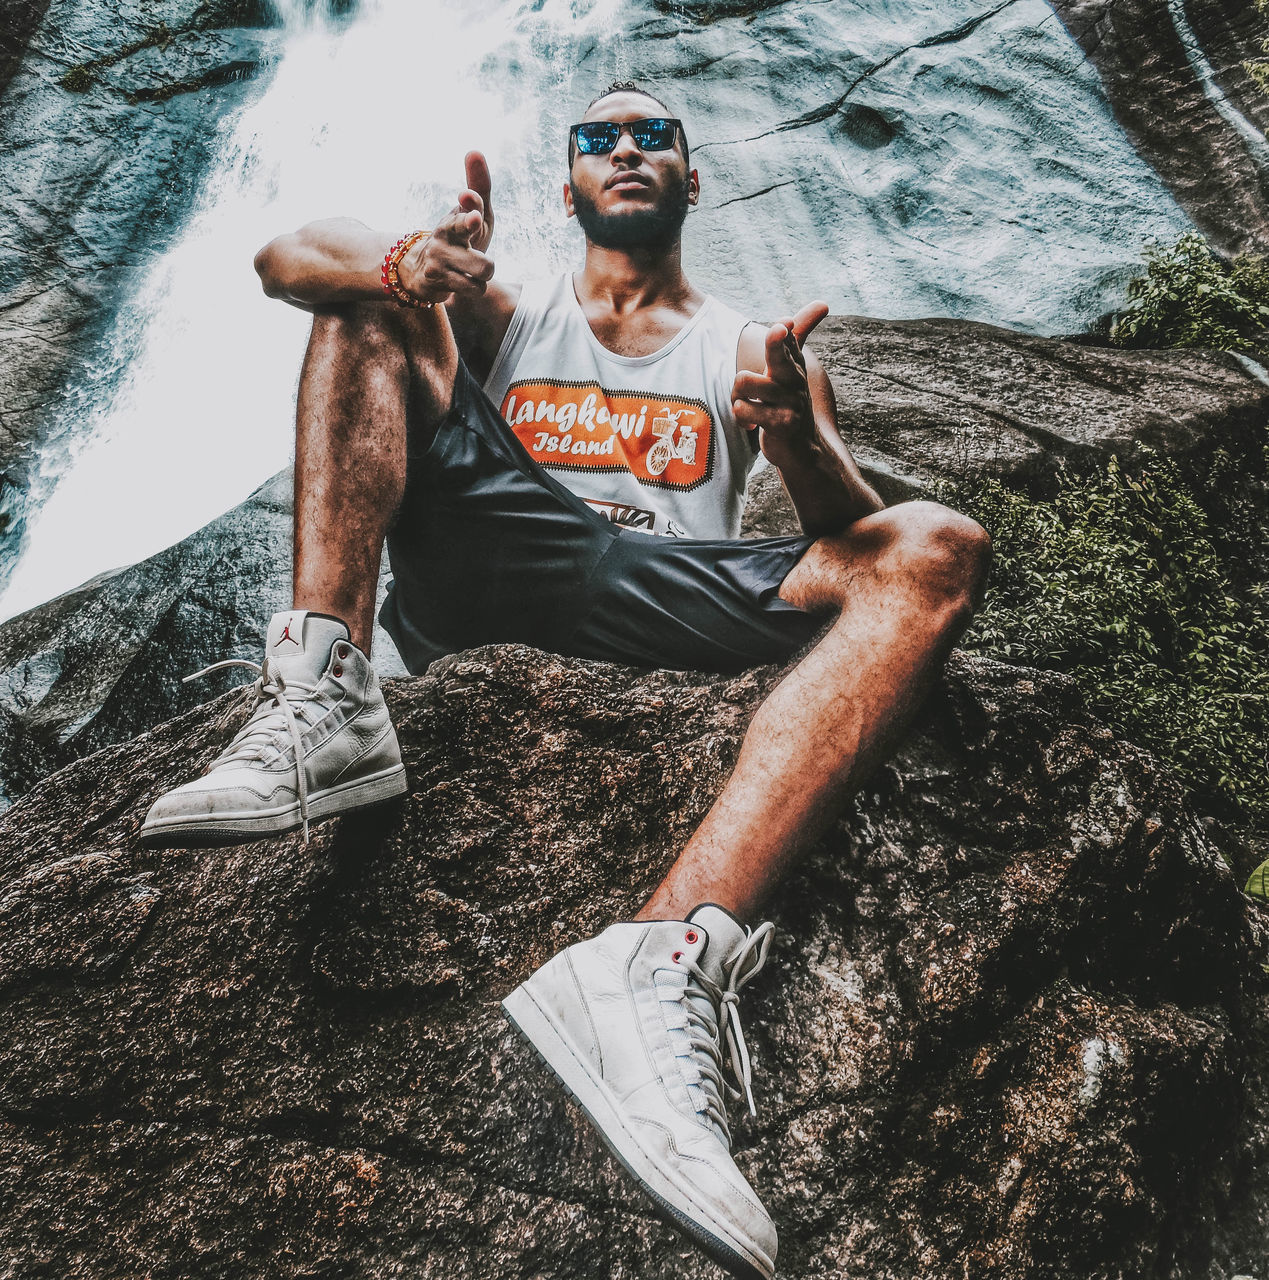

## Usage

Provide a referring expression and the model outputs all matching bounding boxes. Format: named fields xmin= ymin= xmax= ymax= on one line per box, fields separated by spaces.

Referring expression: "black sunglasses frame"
xmin=568 ymin=117 xmax=685 ymax=160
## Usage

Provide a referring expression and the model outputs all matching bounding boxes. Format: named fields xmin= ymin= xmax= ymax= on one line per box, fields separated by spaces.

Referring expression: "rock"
xmin=0 ymin=0 xmax=52 ymax=96
xmin=812 ymin=314 xmax=1269 ymax=498
xmin=582 ymin=0 xmax=1193 ymax=332
xmin=0 ymin=469 xmax=403 ymax=810
xmin=1049 ymin=0 xmax=1269 ymax=255
xmin=0 ymin=646 xmax=1265 ymax=1277
xmin=0 ymin=0 xmax=284 ymax=586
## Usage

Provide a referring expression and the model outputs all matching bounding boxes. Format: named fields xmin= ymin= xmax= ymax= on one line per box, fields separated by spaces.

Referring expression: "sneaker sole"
xmin=502 ymin=982 xmax=774 ymax=1280
xmin=137 ymin=764 xmax=408 ymax=848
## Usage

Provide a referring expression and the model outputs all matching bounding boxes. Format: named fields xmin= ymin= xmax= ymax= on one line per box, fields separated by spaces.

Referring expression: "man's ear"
xmin=688 ymin=167 xmax=700 ymax=208
xmin=563 ymin=180 xmax=575 ymax=218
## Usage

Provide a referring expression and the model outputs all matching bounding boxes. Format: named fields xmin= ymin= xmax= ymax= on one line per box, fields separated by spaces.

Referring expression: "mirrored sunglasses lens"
xmin=577 ymin=123 xmax=620 ymax=153
xmin=633 ymin=120 xmax=675 ymax=149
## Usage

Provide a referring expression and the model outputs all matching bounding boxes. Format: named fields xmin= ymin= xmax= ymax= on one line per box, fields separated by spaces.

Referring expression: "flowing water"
xmin=0 ymin=0 xmax=1190 ymax=621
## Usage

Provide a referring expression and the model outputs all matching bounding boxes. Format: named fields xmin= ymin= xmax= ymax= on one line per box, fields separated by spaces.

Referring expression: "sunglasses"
xmin=569 ymin=117 xmax=684 ymax=157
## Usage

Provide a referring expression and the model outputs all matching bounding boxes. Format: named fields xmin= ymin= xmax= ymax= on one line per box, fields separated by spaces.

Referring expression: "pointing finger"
xmin=790 ymin=300 xmax=829 ymax=346
xmin=465 ymin=150 xmax=493 ymax=209
xmin=765 ymin=322 xmax=802 ymax=384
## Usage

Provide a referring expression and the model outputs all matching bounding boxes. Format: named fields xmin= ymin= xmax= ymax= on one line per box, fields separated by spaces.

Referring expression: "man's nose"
xmin=610 ymin=127 xmax=643 ymax=162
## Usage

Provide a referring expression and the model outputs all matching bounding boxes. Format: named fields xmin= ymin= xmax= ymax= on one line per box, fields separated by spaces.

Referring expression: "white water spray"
xmin=0 ymin=0 xmax=625 ymax=622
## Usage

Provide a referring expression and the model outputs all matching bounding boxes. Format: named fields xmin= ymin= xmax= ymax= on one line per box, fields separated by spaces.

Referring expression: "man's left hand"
xmin=731 ymin=301 xmax=829 ymax=472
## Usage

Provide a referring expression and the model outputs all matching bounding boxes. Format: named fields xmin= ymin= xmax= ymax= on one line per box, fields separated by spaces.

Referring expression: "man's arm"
xmin=734 ymin=306 xmax=884 ymax=537
xmin=252 ymin=151 xmax=519 ymax=383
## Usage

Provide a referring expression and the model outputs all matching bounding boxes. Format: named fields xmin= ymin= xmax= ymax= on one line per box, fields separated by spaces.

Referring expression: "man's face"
xmin=565 ymin=93 xmax=698 ymax=252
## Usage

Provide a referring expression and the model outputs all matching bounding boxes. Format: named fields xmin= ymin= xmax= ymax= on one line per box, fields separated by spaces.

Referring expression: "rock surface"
xmin=3 ymin=318 xmax=1265 ymax=811
xmin=0 ymin=0 xmax=283 ymax=583
xmin=812 ymin=315 xmax=1269 ymax=498
xmin=1049 ymin=0 xmax=1269 ymax=255
xmin=0 ymin=646 xmax=1265 ymax=1277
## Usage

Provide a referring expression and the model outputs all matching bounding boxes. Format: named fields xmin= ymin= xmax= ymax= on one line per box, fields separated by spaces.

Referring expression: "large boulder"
xmin=811 ymin=315 xmax=1269 ymax=498
xmin=0 ymin=646 xmax=1265 ymax=1277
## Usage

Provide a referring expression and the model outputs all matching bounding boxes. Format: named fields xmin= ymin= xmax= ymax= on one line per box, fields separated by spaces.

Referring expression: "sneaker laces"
xmin=658 ymin=921 xmax=775 ymax=1143
xmin=182 ymin=656 xmax=327 ymax=844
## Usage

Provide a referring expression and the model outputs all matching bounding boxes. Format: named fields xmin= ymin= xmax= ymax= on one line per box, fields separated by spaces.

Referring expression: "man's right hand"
xmin=397 ymin=151 xmax=496 ymax=307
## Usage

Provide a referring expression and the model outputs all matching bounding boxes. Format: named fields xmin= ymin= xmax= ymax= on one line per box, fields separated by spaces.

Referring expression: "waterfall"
xmin=0 ymin=0 xmax=624 ymax=622
xmin=0 ymin=0 xmax=1190 ymax=622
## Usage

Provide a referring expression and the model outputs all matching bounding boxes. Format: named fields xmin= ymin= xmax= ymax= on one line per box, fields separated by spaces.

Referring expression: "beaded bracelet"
xmin=381 ymin=230 xmax=434 ymax=309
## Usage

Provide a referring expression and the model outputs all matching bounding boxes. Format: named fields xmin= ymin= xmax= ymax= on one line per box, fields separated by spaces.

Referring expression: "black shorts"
xmin=379 ymin=358 xmax=828 ymax=675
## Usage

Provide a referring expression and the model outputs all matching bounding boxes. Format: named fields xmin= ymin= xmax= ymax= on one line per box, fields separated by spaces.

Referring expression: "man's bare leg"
xmin=140 ymin=302 xmax=459 ymax=848
xmin=636 ymin=501 xmax=991 ymax=922
xmin=292 ymin=301 xmax=459 ymax=650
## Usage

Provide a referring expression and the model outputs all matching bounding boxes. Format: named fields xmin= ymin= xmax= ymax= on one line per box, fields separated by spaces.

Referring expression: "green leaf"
xmin=1246 ymin=858 xmax=1269 ymax=902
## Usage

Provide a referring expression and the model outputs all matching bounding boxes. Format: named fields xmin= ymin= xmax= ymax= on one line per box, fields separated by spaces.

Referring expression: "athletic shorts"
xmin=378 ymin=357 xmax=829 ymax=675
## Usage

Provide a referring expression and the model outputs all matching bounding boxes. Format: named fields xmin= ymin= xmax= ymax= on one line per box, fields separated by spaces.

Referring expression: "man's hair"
xmin=567 ymin=80 xmax=690 ymax=169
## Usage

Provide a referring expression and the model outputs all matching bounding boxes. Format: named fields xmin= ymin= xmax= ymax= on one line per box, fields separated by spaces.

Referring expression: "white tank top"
xmin=483 ymin=273 xmax=759 ymax=539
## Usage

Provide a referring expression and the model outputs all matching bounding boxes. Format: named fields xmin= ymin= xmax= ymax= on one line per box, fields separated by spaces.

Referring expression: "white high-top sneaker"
xmin=139 ymin=609 xmax=407 ymax=848
xmin=502 ymin=903 xmax=778 ymax=1280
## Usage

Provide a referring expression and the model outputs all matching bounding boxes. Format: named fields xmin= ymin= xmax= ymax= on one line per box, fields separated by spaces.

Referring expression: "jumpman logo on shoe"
xmin=139 ymin=609 xmax=407 ymax=848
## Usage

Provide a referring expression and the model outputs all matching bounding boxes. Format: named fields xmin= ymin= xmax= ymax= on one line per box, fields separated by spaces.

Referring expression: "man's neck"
xmin=575 ymin=240 xmax=700 ymax=315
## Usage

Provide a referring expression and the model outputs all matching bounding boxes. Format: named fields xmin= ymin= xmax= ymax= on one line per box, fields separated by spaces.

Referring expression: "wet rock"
xmin=0 ymin=647 xmax=1264 ymax=1277
xmin=1049 ymin=0 xmax=1269 ymax=255
xmin=0 ymin=0 xmax=284 ymax=583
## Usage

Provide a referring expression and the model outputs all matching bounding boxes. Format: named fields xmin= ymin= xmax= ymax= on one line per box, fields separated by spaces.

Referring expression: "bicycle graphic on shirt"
xmin=645 ymin=407 xmax=699 ymax=476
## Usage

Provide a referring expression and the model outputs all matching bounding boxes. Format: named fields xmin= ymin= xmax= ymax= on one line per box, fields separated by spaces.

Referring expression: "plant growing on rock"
xmin=1245 ymin=0 xmax=1269 ymax=95
xmin=948 ymin=453 xmax=1269 ymax=826
xmin=1111 ymin=232 xmax=1269 ymax=363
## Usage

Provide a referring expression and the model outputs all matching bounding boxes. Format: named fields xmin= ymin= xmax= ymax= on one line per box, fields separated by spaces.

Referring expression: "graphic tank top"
xmin=483 ymin=274 xmax=759 ymax=539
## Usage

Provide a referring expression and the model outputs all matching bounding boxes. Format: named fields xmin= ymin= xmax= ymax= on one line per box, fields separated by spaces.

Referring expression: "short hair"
xmin=568 ymin=80 xmax=690 ymax=169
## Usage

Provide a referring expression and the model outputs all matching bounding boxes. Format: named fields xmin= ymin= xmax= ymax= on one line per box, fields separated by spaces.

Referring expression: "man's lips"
xmin=606 ymin=174 xmax=652 ymax=192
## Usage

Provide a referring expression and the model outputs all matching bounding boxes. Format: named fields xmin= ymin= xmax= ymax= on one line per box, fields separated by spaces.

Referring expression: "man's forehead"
xmin=581 ymin=92 xmax=667 ymax=123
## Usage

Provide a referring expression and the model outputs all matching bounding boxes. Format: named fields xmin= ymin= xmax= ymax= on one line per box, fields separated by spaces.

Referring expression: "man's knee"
xmin=306 ymin=300 xmax=459 ymax=420
xmin=805 ymin=500 xmax=991 ymax=614
xmin=882 ymin=500 xmax=992 ymax=607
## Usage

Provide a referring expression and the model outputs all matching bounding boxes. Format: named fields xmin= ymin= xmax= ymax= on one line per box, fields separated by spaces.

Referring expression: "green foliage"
xmin=949 ymin=455 xmax=1269 ymax=822
xmin=1245 ymin=0 xmax=1269 ymax=95
xmin=1247 ymin=857 xmax=1269 ymax=902
xmin=1111 ymin=233 xmax=1269 ymax=363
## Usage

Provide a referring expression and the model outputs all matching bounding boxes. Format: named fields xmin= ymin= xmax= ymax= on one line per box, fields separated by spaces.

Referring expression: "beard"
xmin=571 ymin=171 xmax=691 ymax=251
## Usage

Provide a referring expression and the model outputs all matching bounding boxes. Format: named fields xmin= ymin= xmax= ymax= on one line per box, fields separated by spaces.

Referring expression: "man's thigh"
xmin=379 ymin=356 xmax=618 ymax=673
xmin=561 ymin=531 xmax=831 ymax=674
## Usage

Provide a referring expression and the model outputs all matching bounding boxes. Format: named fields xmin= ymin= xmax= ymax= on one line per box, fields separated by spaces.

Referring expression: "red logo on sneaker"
xmin=276 ymin=617 xmax=300 ymax=648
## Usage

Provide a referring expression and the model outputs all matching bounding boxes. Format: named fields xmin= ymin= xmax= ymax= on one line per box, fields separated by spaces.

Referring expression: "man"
xmin=141 ymin=83 xmax=990 ymax=1278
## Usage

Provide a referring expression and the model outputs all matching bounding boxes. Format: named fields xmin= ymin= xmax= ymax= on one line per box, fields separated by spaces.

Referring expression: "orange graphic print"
xmin=500 ymin=379 xmax=714 ymax=491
